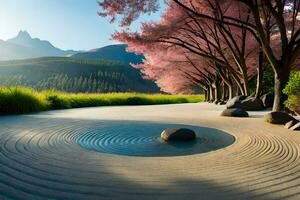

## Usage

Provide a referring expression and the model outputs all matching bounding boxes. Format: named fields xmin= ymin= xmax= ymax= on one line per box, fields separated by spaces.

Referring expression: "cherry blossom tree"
xmin=171 ymin=0 xmax=300 ymax=110
xmin=112 ymin=1 xmax=259 ymax=99
xmin=99 ymin=0 xmax=300 ymax=111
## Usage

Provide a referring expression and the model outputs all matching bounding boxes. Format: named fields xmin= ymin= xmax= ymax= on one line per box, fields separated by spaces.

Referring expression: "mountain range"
xmin=0 ymin=31 xmax=78 ymax=60
xmin=71 ymin=44 xmax=143 ymax=64
xmin=0 ymin=31 xmax=143 ymax=64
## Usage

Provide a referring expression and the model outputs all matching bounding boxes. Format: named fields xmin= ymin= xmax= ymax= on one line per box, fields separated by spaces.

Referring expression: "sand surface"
xmin=1 ymin=103 xmax=300 ymax=200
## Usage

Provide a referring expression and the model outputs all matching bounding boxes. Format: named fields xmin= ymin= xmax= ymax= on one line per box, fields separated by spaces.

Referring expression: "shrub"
xmin=42 ymin=90 xmax=71 ymax=109
xmin=126 ymin=96 xmax=152 ymax=105
xmin=0 ymin=87 xmax=204 ymax=115
xmin=283 ymin=71 xmax=300 ymax=114
xmin=0 ymin=87 xmax=48 ymax=115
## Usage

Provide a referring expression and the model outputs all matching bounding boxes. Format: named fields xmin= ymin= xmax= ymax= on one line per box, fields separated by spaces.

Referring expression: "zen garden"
xmin=1 ymin=0 xmax=300 ymax=200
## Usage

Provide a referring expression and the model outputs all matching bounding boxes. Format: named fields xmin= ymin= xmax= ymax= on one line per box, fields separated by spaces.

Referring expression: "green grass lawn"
xmin=0 ymin=87 xmax=204 ymax=115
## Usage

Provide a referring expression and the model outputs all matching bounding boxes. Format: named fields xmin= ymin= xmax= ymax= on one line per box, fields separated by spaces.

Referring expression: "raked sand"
xmin=1 ymin=103 xmax=300 ymax=200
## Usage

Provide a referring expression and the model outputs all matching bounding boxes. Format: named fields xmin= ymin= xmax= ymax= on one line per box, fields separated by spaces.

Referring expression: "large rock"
xmin=240 ymin=97 xmax=265 ymax=111
xmin=290 ymin=122 xmax=300 ymax=131
xmin=220 ymin=108 xmax=249 ymax=118
xmin=284 ymin=120 xmax=299 ymax=129
xmin=218 ymin=100 xmax=227 ymax=105
xmin=226 ymin=95 xmax=247 ymax=109
xmin=161 ymin=128 xmax=196 ymax=141
xmin=264 ymin=112 xmax=295 ymax=124
xmin=260 ymin=93 xmax=274 ymax=108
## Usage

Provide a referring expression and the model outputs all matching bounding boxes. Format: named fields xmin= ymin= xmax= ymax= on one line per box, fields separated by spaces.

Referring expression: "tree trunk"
xmin=218 ymin=71 xmax=233 ymax=100
xmin=243 ymin=76 xmax=250 ymax=96
xmin=204 ymin=88 xmax=209 ymax=102
xmin=206 ymin=88 xmax=210 ymax=102
xmin=232 ymin=75 xmax=245 ymax=96
xmin=209 ymin=85 xmax=215 ymax=102
xmin=273 ymin=70 xmax=289 ymax=111
xmin=232 ymin=86 xmax=236 ymax=97
xmin=221 ymin=82 xmax=226 ymax=100
xmin=227 ymin=75 xmax=234 ymax=99
xmin=214 ymin=79 xmax=221 ymax=103
xmin=214 ymin=85 xmax=220 ymax=103
xmin=255 ymin=50 xmax=264 ymax=98
xmin=235 ymin=86 xmax=240 ymax=96
xmin=227 ymin=83 xmax=233 ymax=100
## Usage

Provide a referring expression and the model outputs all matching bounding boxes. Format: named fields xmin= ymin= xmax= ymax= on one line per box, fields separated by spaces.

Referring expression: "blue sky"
xmin=0 ymin=0 xmax=165 ymax=51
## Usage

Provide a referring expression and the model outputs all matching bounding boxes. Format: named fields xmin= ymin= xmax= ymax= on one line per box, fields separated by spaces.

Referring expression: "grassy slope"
xmin=0 ymin=87 xmax=204 ymax=115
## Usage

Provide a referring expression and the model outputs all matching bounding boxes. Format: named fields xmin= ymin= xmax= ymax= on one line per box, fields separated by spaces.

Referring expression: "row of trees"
xmin=99 ymin=0 xmax=300 ymax=111
xmin=0 ymin=72 xmax=151 ymax=93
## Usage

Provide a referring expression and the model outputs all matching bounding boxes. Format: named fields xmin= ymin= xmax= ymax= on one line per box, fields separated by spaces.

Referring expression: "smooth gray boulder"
xmin=226 ymin=96 xmax=247 ymax=109
xmin=284 ymin=120 xmax=299 ymax=129
xmin=161 ymin=128 xmax=196 ymax=141
xmin=264 ymin=112 xmax=295 ymax=124
xmin=240 ymin=97 xmax=265 ymax=111
xmin=260 ymin=93 xmax=274 ymax=108
xmin=290 ymin=122 xmax=300 ymax=131
xmin=220 ymin=108 xmax=249 ymax=118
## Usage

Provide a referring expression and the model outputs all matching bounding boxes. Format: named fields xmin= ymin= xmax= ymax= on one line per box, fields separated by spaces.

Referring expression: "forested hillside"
xmin=0 ymin=57 xmax=160 ymax=93
xmin=72 ymin=44 xmax=143 ymax=64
